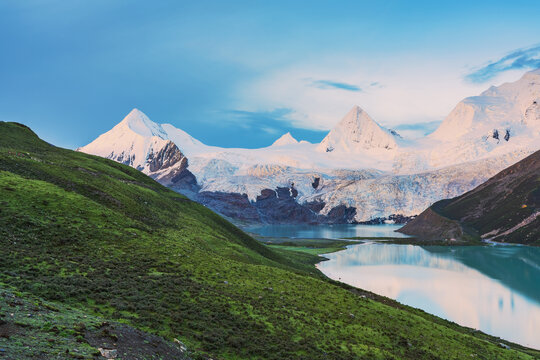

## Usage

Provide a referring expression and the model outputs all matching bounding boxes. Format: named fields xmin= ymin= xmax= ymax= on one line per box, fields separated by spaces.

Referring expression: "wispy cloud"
xmin=216 ymin=108 xmax=327 ymax=145
xmin=243 ymin=64 xmax=475 ymax=132
xmin=310 ymin=79 xmax=362 ymax=92
xmin=261 ymin=126 xmax=279 ymax=135
xmin=220 ymin=108 xmax=296 ymax=127
xmin=393 ymin=120 xmax=442 ymax=139
xmin=466 ymin=44 xmax=540 ymax=83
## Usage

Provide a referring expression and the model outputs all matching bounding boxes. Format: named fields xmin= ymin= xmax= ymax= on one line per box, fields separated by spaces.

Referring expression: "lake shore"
xmin=249 ymin=228 xmax=540 ymax=352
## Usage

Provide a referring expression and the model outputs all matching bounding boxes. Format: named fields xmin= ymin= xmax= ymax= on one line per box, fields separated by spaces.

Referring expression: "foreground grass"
xmin=1 ymin=121 xmax=538 ymax=359
xmin=0 ymin=284 xmax=189 ymax=360
xmin=257 ymin=236 xmax=356 ymax=256
xmin=0 ymin=285 xmax=102 ymax=360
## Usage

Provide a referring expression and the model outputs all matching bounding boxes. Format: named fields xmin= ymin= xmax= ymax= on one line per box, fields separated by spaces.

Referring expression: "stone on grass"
xmin=98 ymin=348 xmax=118 ymax=359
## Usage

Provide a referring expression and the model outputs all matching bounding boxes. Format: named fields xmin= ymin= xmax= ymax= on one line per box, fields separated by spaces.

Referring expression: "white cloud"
xmin=233 ymin=55 xmax=529 ymax=131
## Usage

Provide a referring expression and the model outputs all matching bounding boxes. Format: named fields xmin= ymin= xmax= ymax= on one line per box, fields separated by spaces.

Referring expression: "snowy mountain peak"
xmin=78 ymin=109 xmax=173 ymax=170
xmin=118 ymin=108 xmax=167 ymax=139
xmin=271 ymin=132 xmax=299 ymax=147
xmin=316 ymin=105 xmax=398 ymax=153
xmin=429 ymin=68 xmax=540 ymax=143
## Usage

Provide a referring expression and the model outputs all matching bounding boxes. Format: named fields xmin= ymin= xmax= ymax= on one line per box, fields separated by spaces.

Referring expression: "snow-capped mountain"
xmin=79 ymin=108 xmax=170 ymax=170
xmin=271 ymin=132 xmax=299 ymax=147
xmin=433 ymin=68 xmax=540 ymax=141
xmin=78 ymin=109 xmax=199 ymax=195
xmin=317 ymin=105 xmax=399 ymax=153
xmin=418 ymin=68 xmax=540 ymax=168
xmin=78 ymin=68 xmax=540 ymax=224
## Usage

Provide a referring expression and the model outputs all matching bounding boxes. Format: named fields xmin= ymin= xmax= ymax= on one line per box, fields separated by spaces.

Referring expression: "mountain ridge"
xmin=78 ymin=68 xmax=540 ymax=224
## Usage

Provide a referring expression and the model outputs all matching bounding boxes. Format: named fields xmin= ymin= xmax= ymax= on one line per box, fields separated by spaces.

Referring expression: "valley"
xmin=1 ymin=122 xmax=538 ymax=359
xmin=2 ymin=3 xmax=540 ymax=359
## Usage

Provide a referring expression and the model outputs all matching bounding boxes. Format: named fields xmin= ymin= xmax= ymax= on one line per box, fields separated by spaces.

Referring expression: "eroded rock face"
xmin=325 ymin=205 xmax=357 ymax=224
xmin=305 ymin=200 xmax=325 ymax=213
xmin=147 ymin=141 xmax=184 ymax=172
xmin=256 ymin=189 xmax=277 ymax=201
xmin=196 ymin=187 xmax=364 ymax=224
xmin=145 ymin=141 xmax=200 ymax=197
xmin=196 ymin=191 xmax=261 ymax=222
xmin=254 ymin=186 xmax=317 ymax=224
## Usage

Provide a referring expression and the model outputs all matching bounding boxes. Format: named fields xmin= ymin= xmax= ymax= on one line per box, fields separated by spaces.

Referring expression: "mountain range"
xmin=79 ymin=68 xmax=540 ymax=224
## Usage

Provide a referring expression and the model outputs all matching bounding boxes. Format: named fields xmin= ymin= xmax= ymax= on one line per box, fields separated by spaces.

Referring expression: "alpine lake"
xmin=245 ymin=224 xmax=540 ymax=349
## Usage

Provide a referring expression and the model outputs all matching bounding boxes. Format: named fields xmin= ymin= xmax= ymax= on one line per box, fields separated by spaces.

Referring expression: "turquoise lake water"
xmin=245 ymin=223 xmax=410 ymax=239
xmin=247 ymin=224 xmax=540 ymax=349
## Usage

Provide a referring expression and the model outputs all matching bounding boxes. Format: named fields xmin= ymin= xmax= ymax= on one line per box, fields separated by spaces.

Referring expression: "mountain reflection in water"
xmin=318 ymin=243 xmax=540 ymax=349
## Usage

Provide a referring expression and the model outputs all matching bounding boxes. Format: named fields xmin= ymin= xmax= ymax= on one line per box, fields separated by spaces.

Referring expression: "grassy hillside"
xmin=0 ymin=284 xmax=189 ymax=359
xmin=399 ymin=150 xmax=540 ymax=246
xmin=1 ymin=121 xmax=538 ymax=359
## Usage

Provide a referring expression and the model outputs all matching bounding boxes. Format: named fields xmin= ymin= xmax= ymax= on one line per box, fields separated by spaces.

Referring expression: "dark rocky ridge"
xmin=196 ymin=186 xmax=356 ymax=224
xmin=194 ymin=186 xmax=410 ymax=225
xmin=196 ymin=191 xmax=261 ymax=223
xmin=147 ymin=140 xmax=184 ymax=172
xmin=145 ymin=141 xmax=200 ymax=197
xmin=196 ymin=186 xmax=337 ymax=224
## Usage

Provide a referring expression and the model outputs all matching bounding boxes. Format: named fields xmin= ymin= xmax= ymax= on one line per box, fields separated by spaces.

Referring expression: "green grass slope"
xmin=1 ymin=121 xmax=538 ymax=359
xmin=0 ymin=284 xmax=189 ymax=360
xmin=399 ymin=150 xmax=540 ymax=245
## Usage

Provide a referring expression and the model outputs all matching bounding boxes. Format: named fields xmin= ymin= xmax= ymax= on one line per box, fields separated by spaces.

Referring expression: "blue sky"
xmin=1 ymin=0 xmax=540 ymax=149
